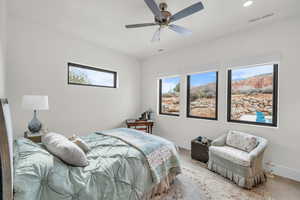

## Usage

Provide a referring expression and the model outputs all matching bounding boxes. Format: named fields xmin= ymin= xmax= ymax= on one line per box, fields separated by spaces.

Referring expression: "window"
xmin=228 ymin=64 xmax=278 ymax=126
xmin=187 ymin=71 xmax=218 ymax=120
xmin=159 ymin=77 xmax=180 ymax=116
xmin=68 ymin=63 xmax=117 ymax=88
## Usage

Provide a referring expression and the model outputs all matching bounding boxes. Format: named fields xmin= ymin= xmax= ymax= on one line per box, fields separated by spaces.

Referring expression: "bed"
xmin=0 ymin=98 xmax=182 ymax=200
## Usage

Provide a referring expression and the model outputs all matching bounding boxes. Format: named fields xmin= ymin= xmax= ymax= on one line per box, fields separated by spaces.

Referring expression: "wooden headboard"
xmin=0 ymin=99 xmax=13 ymax=200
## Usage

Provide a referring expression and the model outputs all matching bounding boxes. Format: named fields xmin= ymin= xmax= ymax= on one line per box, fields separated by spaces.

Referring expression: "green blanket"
xmin=13 ymin=130 xmax=181 ymax=200
xmin=98 ymin=128 xmax=182 ymax=184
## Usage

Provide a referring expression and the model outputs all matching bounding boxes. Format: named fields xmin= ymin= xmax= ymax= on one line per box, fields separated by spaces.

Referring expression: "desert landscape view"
xmin=160 ymin=66 xmax=274 ymax=123
xmin=69 ymin=65 xmax=115 ymax=87
xmin=161 ymin=81 xmax=180 ymax=115
xmin=161 ymin=73 xmax=217 ymax=117
xmin=230 ymin=67 xmax=274 ymax=123
xmin=189 ymin=82 xmax=217 ymax=118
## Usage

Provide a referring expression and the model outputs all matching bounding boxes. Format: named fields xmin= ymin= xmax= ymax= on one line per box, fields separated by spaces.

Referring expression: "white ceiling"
xmin=8 ymin=0 xmax=300 ymax=60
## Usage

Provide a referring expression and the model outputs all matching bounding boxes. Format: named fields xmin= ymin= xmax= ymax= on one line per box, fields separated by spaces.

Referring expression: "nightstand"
xmin=24 ymin=131 xmax=43 ymax=143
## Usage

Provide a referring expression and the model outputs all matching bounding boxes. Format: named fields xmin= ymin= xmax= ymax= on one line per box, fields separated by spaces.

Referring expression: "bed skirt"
xmin=143 ymin=171 xmax=178 ymax=200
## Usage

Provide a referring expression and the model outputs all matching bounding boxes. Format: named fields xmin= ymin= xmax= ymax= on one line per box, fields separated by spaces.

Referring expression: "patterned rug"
xmin=156 ymin=166 xmax=273 ymax=200
xmin=152 ymin=168 xmax=209 ymax=200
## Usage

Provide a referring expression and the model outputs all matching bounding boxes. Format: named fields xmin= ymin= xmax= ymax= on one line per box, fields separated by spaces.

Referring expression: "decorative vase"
xmin=28 ymin=110 xmax=42 ymax=133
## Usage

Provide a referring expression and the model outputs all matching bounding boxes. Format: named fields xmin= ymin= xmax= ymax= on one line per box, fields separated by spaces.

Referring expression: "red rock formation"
xmin=232 ymin=74 xmax=273 ymax=91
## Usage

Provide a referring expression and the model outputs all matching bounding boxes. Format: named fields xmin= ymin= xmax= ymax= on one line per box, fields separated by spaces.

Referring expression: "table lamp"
xmin=22 ymin=95 xmax=49 ymax=133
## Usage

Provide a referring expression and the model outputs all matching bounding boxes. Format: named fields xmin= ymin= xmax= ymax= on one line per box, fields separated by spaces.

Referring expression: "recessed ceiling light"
xmin=243 ymin=1 xmax=253 ymax=7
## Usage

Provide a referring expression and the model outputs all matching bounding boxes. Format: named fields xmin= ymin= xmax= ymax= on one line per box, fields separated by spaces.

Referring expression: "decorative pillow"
xmin=42 ymin=132 xmax=89 ymax=167
xmin=69 ymin=135 xmax=91 ymax=153
xmin=226 ymin=130 xmax=258 ymax=153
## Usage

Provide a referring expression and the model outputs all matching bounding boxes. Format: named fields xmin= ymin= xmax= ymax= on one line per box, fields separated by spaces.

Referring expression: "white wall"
xmin=0 ymin=0 xmax=6 ymax=97
xmin=7 ymin=16 xmax=141 ymax=138
xmin=141 ymin=17 xmax=300 ymax=181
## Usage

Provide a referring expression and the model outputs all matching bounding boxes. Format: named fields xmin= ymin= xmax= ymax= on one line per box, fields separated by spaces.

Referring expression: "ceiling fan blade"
xmin=125 ymin=23 xmax=158 ymax=28
xmin=169 ymin=24 xmax=192 ymax=36
xmin=170 ymin=2 xmax=204 ymax=23
xmin=144 ymin=0 xmax=164 ymax=21
xmin=151 ymin=27 xmax=161 ymax=42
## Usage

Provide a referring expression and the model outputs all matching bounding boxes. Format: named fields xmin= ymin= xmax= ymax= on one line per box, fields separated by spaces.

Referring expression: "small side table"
xmin=126 ymin=120 xmax=154 ymax=134
xmin=191 ymin=138 xmax=212 ymax=163
xmin=24 ymin=131 xmax=42 ymax=143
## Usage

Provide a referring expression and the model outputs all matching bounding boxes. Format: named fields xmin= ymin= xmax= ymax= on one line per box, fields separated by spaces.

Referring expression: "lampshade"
xmin=22 ymin=95 xmax=49 ymax=110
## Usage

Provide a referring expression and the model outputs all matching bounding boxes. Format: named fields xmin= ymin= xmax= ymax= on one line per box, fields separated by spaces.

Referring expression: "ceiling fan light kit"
xmin=125 ymin=0 xmax=204 ymax=42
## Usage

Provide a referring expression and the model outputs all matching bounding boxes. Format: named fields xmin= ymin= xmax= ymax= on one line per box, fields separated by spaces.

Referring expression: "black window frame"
xmin=159 ymin=78 xmax=180 ymax=117
xmin=227 ymin=64 xmax=278 ymax=127
xmin=186 ymin=71 xmax=219 ymax=120
xmin=68 ymin=62 xmax=117 ymax=88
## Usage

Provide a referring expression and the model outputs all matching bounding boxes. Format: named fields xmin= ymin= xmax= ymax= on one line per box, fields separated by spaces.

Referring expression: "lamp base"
xmin=28 ymin=110 xmax=42 ymax=133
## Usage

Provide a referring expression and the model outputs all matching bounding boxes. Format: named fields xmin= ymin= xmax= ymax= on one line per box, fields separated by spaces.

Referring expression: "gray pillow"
xmin=42 ymin=132 xmax=89 ymax=167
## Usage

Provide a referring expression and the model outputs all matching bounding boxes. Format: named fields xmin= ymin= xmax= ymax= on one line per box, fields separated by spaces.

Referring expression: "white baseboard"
xmin=264 ymin=162 xmax=300 ymax=183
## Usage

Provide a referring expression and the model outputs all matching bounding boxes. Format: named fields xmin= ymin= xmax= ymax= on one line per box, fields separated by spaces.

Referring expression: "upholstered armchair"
xmin=208 ymin=130 xmax=268 ymax=189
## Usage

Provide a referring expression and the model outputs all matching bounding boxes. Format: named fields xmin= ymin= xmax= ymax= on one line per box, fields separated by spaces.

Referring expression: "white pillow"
xmin=42 ymin=132 xmax=89 ymax=167
xmin=226 ymin=130 xmax=258 ymax=153
xmin=69 ymin=135 xmax=91 ymax=153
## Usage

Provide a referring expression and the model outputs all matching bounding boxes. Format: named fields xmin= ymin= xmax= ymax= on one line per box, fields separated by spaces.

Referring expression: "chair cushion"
xmin=226 ymin=131 xmax=258 ymax=152
xmin=210 ymin=146 xmax=251 ymax=167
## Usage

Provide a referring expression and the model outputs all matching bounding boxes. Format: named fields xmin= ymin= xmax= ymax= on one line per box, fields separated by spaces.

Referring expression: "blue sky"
xmin=162 ymin=77 xmax=180 ymax=93
xmin=190 ymin=71 xmax=216 ymax=87
xmin=232 ymin=65 xmax=273 ymax=81
xmin=70 ymin=66 xmax=114 ymax=86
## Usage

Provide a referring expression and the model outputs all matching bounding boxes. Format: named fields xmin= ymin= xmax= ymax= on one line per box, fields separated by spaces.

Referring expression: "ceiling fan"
xmin=125 ymin=0 xmax=204 ymax=42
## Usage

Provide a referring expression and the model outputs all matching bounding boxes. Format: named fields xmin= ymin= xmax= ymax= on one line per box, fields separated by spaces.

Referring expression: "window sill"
xmin=227 ymin=120 xmax=279 ymax=129
xmin=158 ymin=113 xmax=180 ymax=117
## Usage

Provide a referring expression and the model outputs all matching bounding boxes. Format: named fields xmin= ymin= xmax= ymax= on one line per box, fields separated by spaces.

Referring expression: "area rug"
xmin=152 ymin=168 xmax=209 ymax=200
xmin=155 ymin=166 xmax=273 ymax=200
